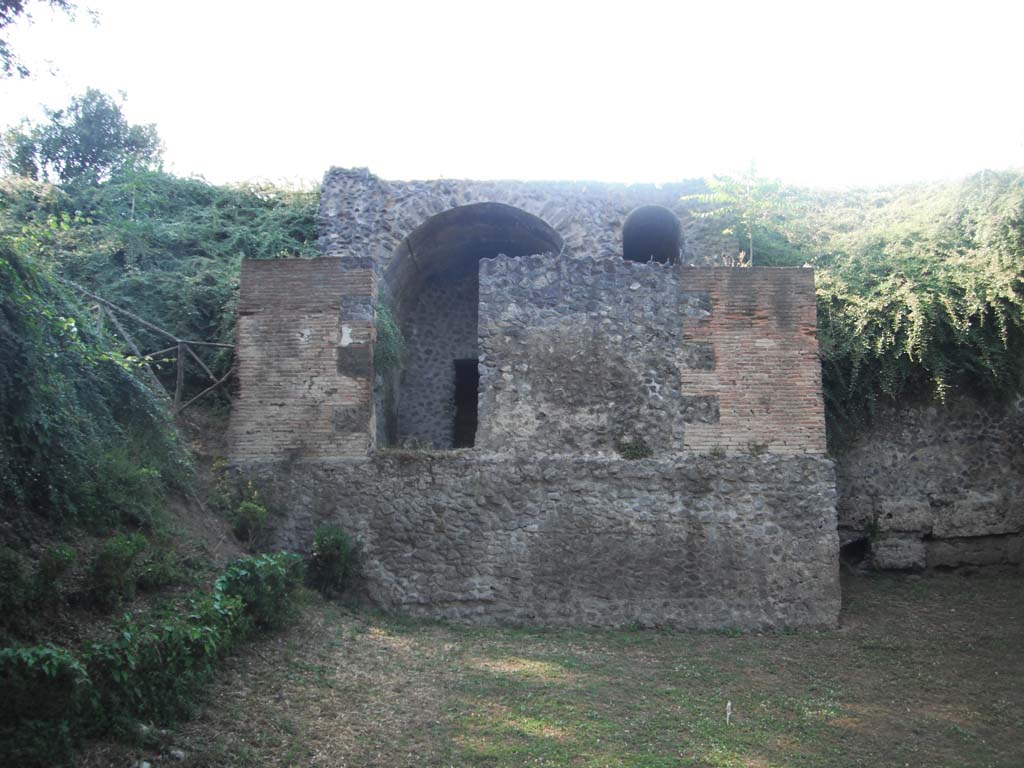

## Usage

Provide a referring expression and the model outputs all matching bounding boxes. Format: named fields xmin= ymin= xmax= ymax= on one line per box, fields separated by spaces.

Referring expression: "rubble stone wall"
xmin=317 ymin=167 xmax=740 ymax=267
xmin=397 ymin=272 xmax=478 ymax=448
xmin=835 ymin=396 xmax=1024 ymax=572
xmin=478 ymin=255 xmax=826 ymax=455
xmin=243 ymin=453 xmax=841 ymax=630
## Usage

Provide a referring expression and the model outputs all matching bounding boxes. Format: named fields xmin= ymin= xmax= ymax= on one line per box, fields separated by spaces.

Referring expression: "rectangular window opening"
xmin=452 ymin=358 xmax=479 ymax=448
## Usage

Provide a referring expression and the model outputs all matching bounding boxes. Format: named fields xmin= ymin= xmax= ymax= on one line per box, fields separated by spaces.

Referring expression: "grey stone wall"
xmin=476 ymin=254 xmax=828 ymax=456
xmin=397 ymin=272 xmax=478 ymax=448
xmin=477 ymin=253 xmax=711 ymax=455
xmin=835 ymin=396 xmax=1024 ymax=571
xmin=317 ymin=168 xmax=740 ymax=268
xmin=244 ymin=453 xmax=840 ymax=630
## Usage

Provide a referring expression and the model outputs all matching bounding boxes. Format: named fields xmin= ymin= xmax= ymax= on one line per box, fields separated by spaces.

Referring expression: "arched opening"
xmin=380 ymin=203 xmax=563 ymax=449
xmin=622 ymin=205 xmax=681 ymax=264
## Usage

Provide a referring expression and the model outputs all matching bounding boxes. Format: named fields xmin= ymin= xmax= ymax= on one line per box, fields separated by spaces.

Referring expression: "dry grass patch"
xmin=80 ymin=574 xmax=1023 ymax=768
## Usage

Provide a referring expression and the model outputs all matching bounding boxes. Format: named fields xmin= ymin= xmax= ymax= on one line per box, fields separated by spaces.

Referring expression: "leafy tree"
xmin=683 ymin=165 xmax=804 ymax=266
xmin=2 ymin=89 xmax=162 ymax=184
xmin=0 ymin=0 xmax=75 ymax=77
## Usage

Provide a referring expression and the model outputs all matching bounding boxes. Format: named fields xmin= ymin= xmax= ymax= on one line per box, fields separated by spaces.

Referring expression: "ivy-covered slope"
xmin=0 ymin=239 xmax=186 ymax=525
xmin=739 ymin=171 xmax=1024 ymax=430
xmin=1 ymin=172 xmax=319 ymax=385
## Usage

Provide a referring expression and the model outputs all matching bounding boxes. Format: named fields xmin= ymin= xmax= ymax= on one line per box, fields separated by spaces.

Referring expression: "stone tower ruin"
xmin=227 ymin=168 xmax=840 ymax=629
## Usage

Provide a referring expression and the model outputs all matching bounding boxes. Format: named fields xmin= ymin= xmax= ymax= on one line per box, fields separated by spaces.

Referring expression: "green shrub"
xmin=0 ymin=545 xmax=34 ymax=617
xmin=135 ymin=544 xmax=187 ymax=592
xmin=308 ymin=525 xmax=353 ymax=597
xmin=206 ymin=456 xmax=235 ymax=516
xmin=86 ymin=592 xmax=246 ymax=726
xmin=90 ymin=533 xmax=148 ymax=609
xmin=0 ymin=644 xmax=93 ymax=767
xmin=0 ymin=551 xmax=303 ymax=760
xmin=0 ymin=241 xmax=188 ymax=526
xmin=216 ymin=552 xmax=304 ymax=629
xmin=37 ymin=544 xmax=77 ymax=584
xmin=34 ymin=544 xmax=77 ymax=606
xmin=230 ymin=482 xmax=270 ymax=548
xmin=86 ymin=445 xmax=168 ymax=528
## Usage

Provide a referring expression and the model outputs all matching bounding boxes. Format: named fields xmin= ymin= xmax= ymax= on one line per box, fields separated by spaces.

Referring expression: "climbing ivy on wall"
xmin=373 ymin=303 xmax=406 ymax=373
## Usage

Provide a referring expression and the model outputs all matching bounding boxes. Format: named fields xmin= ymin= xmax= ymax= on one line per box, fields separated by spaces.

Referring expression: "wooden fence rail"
xmin=59 ymin=277 xmax=234 ymax=413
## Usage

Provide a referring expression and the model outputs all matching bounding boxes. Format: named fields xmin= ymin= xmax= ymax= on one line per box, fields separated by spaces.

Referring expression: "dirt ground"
xmin=81 ymin=573 xmax=1024 ymax=768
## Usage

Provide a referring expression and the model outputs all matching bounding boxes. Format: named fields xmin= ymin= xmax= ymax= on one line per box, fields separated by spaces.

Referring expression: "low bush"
xmin=85 ymin=592 xmax=246 ymax=727
xmin=90 ymin=533 xmax=148 ymax=609
xmin=0 ymin=644 xmax=93 ymax=767
xmin=135 ymin=544 xmax=188 ymax=592
xmin=616 ymin=436 xmax=653 ymax=460
xmin=216 ymin=552 xmax=304 ymax=629
xmin=0 ymin=544 xmax=34 ymax=617
xmin=308 ymin=525 xmax=353 ymax=597
xmin=0 ymin=552 xmax=303 ymax=763
xmin=34 ymin=544 xmax=77 ymax=607
xmin=229 ymin=482 xmax=270 ymax=549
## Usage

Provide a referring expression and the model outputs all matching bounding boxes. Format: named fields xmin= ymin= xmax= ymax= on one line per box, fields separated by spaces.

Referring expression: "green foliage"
xmin=0 ymin=643 xmax=92 ymax=767
xmin=216 ymin=552 xmax=304 ymax=629
xmin=89 ymin=533 xmax=147 ymax=610
xmin=230 ymin=481 xmax=270 ymax=548
xmin=696 ymin=170 xmax=1024 ymax=436
xmin=85 ymin=593 xmax=244 ymax=727
xmin=0 ymin=0 xmax=75 ymax=78
xmin=308 ymin=525 xmax=353 ymax=597
xmin=0 ymin=241 xmax=186 ymax=523
xmin=135 ymin=542 xmax=188 ymax=592
xmin=616 ymin=436 xmax=653 ymax=460
xmin=0 ymin=551 xmax=303 ymax=762
xmin=206 ymin=456 xmax=234 ymax=515
xmin=34 ymin=543 xmax=76 ymax=605
xmin=1 ymin=89 xmax=162 ymax=184
xmin=85 ymin=443 xmax=169 ymax=528
xmin=373 ymin=303 xmax=406 ymax=373
xmin=683 ymin=166 xmax=802 ymax=265
xmin=0 ymin=544 xmax=33 ymax=615
xmin=0 ymin=169 xmax=319 ymax=401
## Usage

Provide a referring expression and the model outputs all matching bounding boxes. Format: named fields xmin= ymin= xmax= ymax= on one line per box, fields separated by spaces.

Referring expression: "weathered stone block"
xmin=871 ymin=534 xmax=926 ymax=570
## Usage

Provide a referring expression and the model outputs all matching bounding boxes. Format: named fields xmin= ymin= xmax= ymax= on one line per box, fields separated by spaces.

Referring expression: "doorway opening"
xmin=452 ymin=358 xmax=480 ymax=448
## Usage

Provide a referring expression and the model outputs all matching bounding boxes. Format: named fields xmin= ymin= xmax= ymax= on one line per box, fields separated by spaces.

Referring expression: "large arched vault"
xmin=380 ymin=203 xmax=563 ymax=449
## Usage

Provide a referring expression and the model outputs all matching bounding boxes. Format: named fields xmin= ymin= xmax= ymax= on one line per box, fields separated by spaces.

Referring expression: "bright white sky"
xmin=2 ymin=0 xmax=1022 ymax=188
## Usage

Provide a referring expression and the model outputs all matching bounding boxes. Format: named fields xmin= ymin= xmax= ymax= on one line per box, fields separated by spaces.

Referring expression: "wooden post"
xmin=174 ymin=342 xmax=186 ymax=411
xmin=106 ymin=309 xmax=169 ymax=398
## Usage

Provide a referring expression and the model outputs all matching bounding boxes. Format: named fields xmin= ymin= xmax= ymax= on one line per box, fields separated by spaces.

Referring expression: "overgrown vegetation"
xmin=0 ymin=242 xmax=186 ymax=524
xmin=373 ymin=303 xmax=406 ymax=373
xmin=0 ymin=551 xmax=304 ymax=767
xmin=697 ymin=170 xmax=1024 ymax=435
xmin=307 ymin=525 xmax=353 ymax=598
xmin=615 ymin=435 xmax=653 ymax=460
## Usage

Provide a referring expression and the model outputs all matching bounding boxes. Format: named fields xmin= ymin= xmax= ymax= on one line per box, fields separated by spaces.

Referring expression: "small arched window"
xmin=622 ymin=205 xmax=681 ymax=264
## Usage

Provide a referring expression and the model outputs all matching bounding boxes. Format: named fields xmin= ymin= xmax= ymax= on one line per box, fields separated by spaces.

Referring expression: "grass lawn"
xmin=82 ymin=573 xmax=1023 ymax=768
